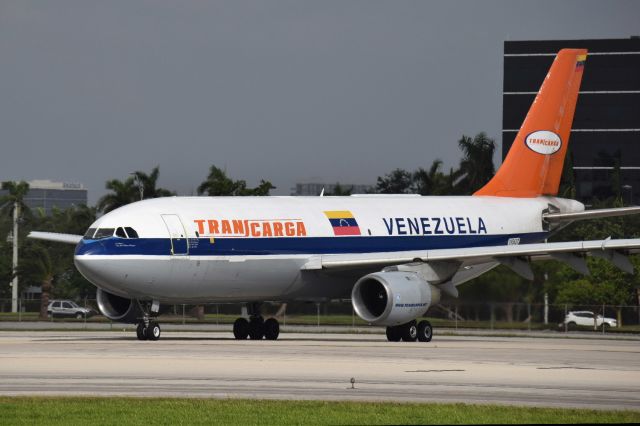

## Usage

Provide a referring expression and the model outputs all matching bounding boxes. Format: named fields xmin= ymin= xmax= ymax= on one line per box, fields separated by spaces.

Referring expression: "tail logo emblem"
xmin=525 ymin=130 xmax=562 ymax=155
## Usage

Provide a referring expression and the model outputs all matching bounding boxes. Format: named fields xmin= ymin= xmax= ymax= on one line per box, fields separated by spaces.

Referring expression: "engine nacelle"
xmin=351 ymin=271 xmax=441 ymax=326
xmin=96 ymin=288 xmax=144 ymax=323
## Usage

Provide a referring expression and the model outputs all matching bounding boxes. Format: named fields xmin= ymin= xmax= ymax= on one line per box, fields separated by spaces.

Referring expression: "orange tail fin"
xmin=475 ymin=49 xmax=587 ymax=197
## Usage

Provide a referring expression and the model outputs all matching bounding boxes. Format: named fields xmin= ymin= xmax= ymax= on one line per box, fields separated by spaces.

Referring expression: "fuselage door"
xmin=161 ymin=214 xmax=189 ymax=256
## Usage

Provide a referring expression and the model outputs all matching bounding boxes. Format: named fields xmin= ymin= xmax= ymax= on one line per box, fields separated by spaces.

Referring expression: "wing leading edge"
xmin=305 ymin=237 xmax=640 ymax=292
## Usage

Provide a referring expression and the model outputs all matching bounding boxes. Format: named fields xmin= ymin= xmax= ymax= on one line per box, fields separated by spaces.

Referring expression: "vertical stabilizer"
xmin=475 ymin=49 xmax=587 ymax=197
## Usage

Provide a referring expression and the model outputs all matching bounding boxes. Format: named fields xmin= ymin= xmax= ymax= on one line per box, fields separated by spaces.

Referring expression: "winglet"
xmin=475 ymin=49 xmax=587 ymax=197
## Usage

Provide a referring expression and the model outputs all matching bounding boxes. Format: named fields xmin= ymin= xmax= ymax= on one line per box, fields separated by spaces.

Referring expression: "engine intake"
xmin=96 ymin=288 xmax=143 ymax=323
xmin=351 ymin=271 xmax=441 ymax=326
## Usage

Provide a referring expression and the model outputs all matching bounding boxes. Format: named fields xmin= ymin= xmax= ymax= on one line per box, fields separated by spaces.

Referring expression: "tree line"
xmin=1 ymin=132 xmax=639 ymax=324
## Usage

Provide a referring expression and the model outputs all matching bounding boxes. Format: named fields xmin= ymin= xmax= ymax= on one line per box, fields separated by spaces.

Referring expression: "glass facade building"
xmin=0 ymin=180 xmax=87 ymax=215
xmin=503 ymin=38 xmax=640 ymax=203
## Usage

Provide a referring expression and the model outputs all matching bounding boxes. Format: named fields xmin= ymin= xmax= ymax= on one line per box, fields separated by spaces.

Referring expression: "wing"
xmin=302 ymin=237 xmax=640 ymax=296
xmin=28 ymin=231 xmax=83 ymax=245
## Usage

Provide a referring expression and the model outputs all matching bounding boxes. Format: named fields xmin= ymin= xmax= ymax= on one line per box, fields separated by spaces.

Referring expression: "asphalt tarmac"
xmin=0 ymin=330 xmax=638 ymax=410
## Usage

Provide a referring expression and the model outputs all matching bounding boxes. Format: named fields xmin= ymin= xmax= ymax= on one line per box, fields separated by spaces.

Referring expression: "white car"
xmin=563 ymin=311 xmax=617 ymax=329
xmin=47 ymin=300 xmax=96 ymax=319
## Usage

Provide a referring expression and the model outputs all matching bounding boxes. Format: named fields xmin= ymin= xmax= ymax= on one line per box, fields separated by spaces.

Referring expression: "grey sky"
xmin=1 ymin=1 xmax=639 ymax=204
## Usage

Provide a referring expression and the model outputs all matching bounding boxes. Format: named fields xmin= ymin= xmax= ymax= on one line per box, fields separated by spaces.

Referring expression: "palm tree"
xmin=198 ymin=165 xmax=275 ymax=196
xmin=456 ymin=132 xmax=496 ymax=194
xmin=1 ymin=181 xmax=30 ymax=313
xmin=97 ymin=177 xmax=137 ymax=213
xmin=132 ymin=166 xmax=174 ymax=199
xmin=17 ymin=243 xmax=54 ymax=320
xmin=413 ymin=160 xmax=446 ymax=195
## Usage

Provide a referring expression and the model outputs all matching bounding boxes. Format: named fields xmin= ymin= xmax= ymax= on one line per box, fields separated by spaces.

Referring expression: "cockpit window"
xmin=94 ymin=228 xmax=115 ymax=239
xmin=115 ymin=227 xmax=127 ymax=238
xmin=125 ymin=227 xmax=139 ymax=239
xmin=83 ymin=228 xmax=97 ymax=239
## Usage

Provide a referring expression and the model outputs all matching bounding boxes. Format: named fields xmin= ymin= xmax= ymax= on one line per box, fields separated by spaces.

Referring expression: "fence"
xmin=1 ymin=298 xmax=639 ymax=333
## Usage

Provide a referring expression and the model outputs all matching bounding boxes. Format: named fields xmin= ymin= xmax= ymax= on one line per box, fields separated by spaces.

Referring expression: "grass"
xmin=0 ymin=397 xmax=639 ymax=425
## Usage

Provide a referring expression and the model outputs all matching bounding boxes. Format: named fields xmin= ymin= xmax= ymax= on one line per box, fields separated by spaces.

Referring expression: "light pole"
xmin=10 ymin=202 xmax=19 ymax=313
xmin=622 ymin=184 xmax=633 ymax=206
xmin=131 ymin=173 xmax=144 ymax=200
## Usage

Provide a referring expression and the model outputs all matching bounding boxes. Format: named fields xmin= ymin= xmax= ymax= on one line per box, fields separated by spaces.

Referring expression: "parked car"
xmin=47 ymin=300 xmax=96 ymax=319
xmin=563 ymin=311 xmax=617 ymax=329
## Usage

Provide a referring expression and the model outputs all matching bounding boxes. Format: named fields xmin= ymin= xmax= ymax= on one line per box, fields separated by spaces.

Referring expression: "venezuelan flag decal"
xmin=324 ymin=210 xmax=361 ymax=236
xmin=576 ymin=54 xmax=586 ymax=69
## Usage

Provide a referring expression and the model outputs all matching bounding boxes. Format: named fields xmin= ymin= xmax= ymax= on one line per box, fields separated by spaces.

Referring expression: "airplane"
xmin=30 ymin=48 xmax=640 ymax=342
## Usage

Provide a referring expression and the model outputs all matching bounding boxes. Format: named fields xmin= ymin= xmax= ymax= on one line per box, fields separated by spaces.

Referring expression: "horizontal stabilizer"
xmin=28 ymin=231 xmax=82 ymax=245
xmin=544 ymin=206 xmax=640 ymax=222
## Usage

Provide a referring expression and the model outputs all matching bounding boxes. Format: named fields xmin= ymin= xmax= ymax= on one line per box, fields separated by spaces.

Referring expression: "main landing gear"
xmin=385 ymin=320 xmax=433 ymax=342
xmin=233 ymin=303 xmax=280 ymax=340
xmin=136 ymin=318 xmax=161 ymax=341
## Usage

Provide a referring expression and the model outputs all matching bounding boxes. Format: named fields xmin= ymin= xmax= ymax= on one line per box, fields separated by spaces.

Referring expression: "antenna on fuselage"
xmin=320 ymin=188 xmax=325 ymax=197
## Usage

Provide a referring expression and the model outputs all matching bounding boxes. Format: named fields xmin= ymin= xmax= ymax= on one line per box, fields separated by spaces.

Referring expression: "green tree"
xmin=1 ymin=181 xmax=31 ymax=220
xmin=325 ymin=183 xmax=353 ymax=196
xmin=97 ymin=166 xmax=175 ymax=212
xmin=97 ymin=177 xmax=137 ymax=213
xmin=132 ymin=166 xmax=174 ymax=199
xmin=413 ymin=160 xmax=450 ymax=195
xmin=197 ymin=165 xmax=275 ymax=196
xmin=18 ymin=242 xmax=54 ymax=319
xmin=375 ymin=169 xmax=413 ymax=194
xmin=456 ymin=132 xmax=495 ymax=194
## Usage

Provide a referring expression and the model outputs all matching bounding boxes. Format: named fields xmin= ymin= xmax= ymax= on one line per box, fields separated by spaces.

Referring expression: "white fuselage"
xmin=74 ymin=195 xmax=583 ymax=303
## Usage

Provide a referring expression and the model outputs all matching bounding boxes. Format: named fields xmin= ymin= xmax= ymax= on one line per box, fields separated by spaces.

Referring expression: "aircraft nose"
xmin=74 ymin=254 xmax=103 ymax=285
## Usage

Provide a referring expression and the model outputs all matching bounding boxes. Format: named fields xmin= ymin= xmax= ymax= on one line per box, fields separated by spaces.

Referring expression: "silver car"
xmin=47 ymin=300 xmax=95 ymax=319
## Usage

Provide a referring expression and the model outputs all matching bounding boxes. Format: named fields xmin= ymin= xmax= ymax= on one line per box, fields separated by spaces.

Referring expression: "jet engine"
xmin=351 ymin=271 xmax=441 ymax=326
xmin=96 ymin=288 xmax=144 ymax=323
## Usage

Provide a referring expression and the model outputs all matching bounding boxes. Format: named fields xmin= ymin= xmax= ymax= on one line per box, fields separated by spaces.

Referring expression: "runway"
xmin=0 ymin=330 xmax=639 ymax=410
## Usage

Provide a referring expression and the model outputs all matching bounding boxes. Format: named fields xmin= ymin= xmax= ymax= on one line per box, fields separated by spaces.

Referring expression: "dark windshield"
xmin=94 ymin=228 xmax=115 ymax=239
xmin=125 ymin=227 xmax=139 ymax=238
xmin=83 ymin=228 xmax=97 ymax=239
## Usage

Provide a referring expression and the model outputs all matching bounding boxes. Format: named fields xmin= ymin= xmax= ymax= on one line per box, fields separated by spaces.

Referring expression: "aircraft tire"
xmin=148 ymin=322 xmax=161 ymax=341
xmin=249 ymin=317 xmax=265 ymax=340
xmin=385 ymin=326 xmax=402 ymax=342
xmin=417 ymin=320 xmax=433 ymax=342
xmin=136 ymin=323 xmax=147 ymax=340
xmin=264 ymin=318 xmax=280 ymax=340
xmin=233 ymin=318 xmax=250 ymax=340
xmin=400 ymin=321 xmax=418 ymax=342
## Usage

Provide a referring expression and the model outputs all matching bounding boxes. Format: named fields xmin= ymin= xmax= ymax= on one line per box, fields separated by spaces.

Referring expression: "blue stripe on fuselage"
xmin=75 ymin=233 xmax=547 ymax=256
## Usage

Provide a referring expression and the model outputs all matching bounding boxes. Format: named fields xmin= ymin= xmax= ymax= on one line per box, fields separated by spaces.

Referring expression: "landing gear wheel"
xmin=264 ymin=318 xmax=280 ymax=340
xmin=385 ymin=326 xmax=402 ymax=342
xmin=417 ymin=320 xmax=433 ymax=342
xmin=136 ymin=323 xmax=148 ymax=340
xmin=400 ymin=320 xmax=418 ymax=342
xmin=148 ymin=321 xmax=161 ymax=341
xmin=233 ymin=318 xmax=250 ymax=340
xmin=249 ymin=316 xmax=265 ymax=340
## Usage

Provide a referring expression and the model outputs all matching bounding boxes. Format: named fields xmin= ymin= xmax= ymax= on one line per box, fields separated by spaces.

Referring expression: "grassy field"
xmin=0 ymin=397 xmax=639 ymax=425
